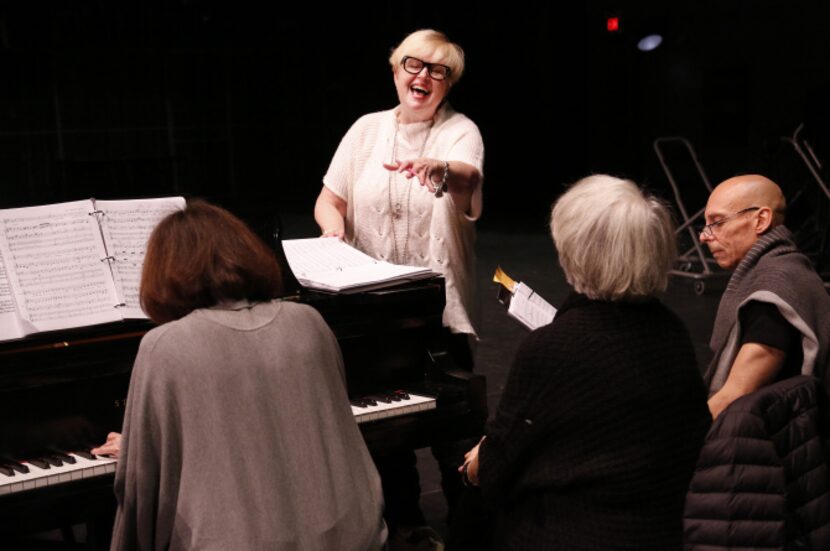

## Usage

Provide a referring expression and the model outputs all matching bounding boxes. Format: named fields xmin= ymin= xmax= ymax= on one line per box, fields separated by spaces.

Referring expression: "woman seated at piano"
xmin=93 ymin=201 xmax=386 ymax=551
xmin=457 ymin=175 xmax=712 ymax=550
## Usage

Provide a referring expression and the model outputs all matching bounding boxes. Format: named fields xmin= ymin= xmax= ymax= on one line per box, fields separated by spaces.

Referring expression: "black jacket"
xmin=684 ymin=375 xmax=830 ymax=550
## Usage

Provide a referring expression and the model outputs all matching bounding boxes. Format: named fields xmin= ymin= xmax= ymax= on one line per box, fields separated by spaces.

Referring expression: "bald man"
xmin=701 ymin=174 xmax=830 ymax=418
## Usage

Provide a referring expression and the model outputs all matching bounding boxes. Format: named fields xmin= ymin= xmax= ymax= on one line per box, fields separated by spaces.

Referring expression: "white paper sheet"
xmin=282 ymin=238 xmax=433 ymax=292
xmin=0 ymin=200 xmax=121 ymax=332
xmin=507 ymin=282 xmax=557 ymax=330
xmin=0 ymin=251 xmax=25 ymax=340
xmin=97 ymin=197 xmax=186 ymax=318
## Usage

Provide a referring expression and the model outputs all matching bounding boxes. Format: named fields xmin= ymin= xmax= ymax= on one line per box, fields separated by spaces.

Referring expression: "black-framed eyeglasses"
xmin=699 ymin=206 xmax=760 ymax=237
xmin=401 ymin=56 xmax=452 ymax=81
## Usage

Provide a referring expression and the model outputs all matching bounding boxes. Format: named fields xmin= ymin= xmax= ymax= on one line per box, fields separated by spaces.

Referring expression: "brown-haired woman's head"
xmin=140 ymin=200 xmax=284 ymax=323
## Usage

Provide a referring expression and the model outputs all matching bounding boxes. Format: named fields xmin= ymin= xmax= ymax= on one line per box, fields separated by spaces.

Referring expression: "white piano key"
xmin=351 ymin=393 xmax=436 ymax=424
xmin=0 ymin=453 xmax=117 ymax=496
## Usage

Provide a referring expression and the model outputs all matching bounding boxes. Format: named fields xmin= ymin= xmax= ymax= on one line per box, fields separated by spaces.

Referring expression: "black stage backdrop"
xmin=0 ymin=1 xmax=828 ymax=231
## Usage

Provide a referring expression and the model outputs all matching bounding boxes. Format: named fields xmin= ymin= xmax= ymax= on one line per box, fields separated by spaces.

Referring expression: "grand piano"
xmin=0 ymin=275 xmax=487 ymax=545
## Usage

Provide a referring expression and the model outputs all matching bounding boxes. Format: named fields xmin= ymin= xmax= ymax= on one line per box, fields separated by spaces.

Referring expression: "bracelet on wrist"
xmin=433 ymin=161 xmax=449 ymax=198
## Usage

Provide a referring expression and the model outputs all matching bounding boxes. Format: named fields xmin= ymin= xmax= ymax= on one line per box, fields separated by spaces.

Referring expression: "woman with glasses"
xmin=457 ymin=175 xmax=711 ymax=550
xmin=314 ymin=28 xmax=483 ymax=357
xmin=313 ymin=29 xmax=483 ymax=546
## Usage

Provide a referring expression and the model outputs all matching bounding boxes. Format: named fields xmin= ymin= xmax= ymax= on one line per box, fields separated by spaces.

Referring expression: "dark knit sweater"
xmin=478 ymin=293 xmax=712 ymax=550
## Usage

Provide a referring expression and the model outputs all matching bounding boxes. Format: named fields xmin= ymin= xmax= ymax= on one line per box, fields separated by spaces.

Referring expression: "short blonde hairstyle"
xmin=388 ymin=29 xmax=465 ymax=86
xmin=550 ymin=175 xmax=676 ymax=301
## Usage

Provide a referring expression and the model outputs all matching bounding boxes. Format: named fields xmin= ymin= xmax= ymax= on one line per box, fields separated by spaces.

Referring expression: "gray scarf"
xmin=706 ymin=225 xmax=830 ymax=392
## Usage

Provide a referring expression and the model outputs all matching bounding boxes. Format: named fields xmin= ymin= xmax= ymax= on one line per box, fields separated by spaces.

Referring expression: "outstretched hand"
xmin=383 ymin=158 xmax=443 ymax=193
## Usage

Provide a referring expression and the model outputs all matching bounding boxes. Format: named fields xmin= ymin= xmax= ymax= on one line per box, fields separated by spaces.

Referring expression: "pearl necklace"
xmin=388 ymin=114 xmax=433 ymax=264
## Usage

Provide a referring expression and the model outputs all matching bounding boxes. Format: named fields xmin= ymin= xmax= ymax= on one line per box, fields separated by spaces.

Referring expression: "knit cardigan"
xmin=478 ymin=293 xmax=711 ymax=550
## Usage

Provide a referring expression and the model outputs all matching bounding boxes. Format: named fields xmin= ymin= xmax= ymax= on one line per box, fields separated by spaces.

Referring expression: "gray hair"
xmin=388 ymin=29 xmax=465 ymax=86
xmin=550 ymin=175 xmax=676 ymax=301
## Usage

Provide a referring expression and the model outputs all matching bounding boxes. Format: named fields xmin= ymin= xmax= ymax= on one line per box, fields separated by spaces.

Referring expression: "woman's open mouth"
xmin=410 ymin=85 xmax=430 ymax=98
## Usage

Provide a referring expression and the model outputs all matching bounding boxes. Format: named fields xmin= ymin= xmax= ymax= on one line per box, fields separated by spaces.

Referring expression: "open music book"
xmin=493 ymin=266 xmax=557 ymax=330
xmin=282 ymin=238 xmax=434 ymax=293
xmin=0 ymin=197 xmax=185 ymax=341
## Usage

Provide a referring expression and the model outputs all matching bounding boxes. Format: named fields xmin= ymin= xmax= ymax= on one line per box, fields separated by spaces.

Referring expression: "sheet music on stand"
xmin=493 ymin=266 xmax=556 ymax=330
xmin=282 ymin=238 xmax=434 ymax=293
xmin=0 ymin=196 xmax=185 ymax=341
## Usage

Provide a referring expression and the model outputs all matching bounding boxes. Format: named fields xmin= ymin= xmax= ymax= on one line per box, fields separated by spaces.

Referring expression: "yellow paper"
xmin=492 ymin=266 xmax=517 ymax=293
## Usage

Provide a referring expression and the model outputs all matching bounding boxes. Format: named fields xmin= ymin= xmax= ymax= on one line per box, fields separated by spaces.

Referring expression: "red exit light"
xmin=607 ymin=17 xmax=620 ymax=32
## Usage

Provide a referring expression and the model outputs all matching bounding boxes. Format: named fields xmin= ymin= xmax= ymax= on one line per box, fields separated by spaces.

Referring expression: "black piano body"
xmin=0 ymin=276 xmax=486 ymax=539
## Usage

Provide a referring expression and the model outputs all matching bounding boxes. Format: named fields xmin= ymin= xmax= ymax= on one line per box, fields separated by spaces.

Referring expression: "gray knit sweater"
xmin=707 ymin=226 xmax=830 ymax=393
xmin=111 ymin=300 xmax=387 ymax=551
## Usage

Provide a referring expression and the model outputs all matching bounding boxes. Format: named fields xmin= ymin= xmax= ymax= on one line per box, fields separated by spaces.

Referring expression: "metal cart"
xmin=780 ymin=123 xmax=830 ymax=290
xmin=653 ymin=136 xmax=730 ymax=295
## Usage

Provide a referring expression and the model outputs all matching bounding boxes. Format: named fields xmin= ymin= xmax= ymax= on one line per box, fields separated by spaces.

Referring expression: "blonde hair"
xmin=550 ymin=175 xmax=676 ymax=301
xmin=388 ymin=29 xmax=465 ymax=85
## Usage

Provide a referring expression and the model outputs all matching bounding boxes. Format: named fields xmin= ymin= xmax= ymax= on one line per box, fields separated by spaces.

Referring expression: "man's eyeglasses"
xmin=699 ymin=207 xmax=760 ymax=237
xmin=401 ymin=56 xmax=452 ymax=81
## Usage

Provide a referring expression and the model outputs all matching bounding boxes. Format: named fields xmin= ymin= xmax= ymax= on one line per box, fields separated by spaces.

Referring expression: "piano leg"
xmin=373 ymin=450 xmax=427 ymax=531
xmin=86 ymin=508 xmax=115 ymax=551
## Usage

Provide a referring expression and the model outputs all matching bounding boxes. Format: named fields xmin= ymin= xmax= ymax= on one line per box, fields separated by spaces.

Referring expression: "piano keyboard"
xmin=351 ymin=391 xmax=436 ymax=424
xmin=0 ymin=452 xmax=117 ymax=496
xmin=0 ymin=392 xmax=435 ymax=496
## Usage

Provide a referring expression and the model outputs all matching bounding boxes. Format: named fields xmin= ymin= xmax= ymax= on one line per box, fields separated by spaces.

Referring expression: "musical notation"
xmin=0 ymin=253 xmax=15 ymax=316
xmin=282 ymin=238 xmax=433 ymax=293
xmin=0 ymin=201 xmax=120 ymax=330
xmin=97 ymin=198 xmax=185 ymax=317
xmin=0 ymin=197 xmax=185 ymax=339
xmin=284 ymin=238 xmax=379 ymax=276
xmin=0 ymin=251 xmax=25 ymax=340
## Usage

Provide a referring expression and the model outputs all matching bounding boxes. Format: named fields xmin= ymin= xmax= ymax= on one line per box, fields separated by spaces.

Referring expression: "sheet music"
xmin=283 ymin=238 xmax=380 ymax=276
xmin=507 ymin=282 xmax=557 ymax=330
xmin=97 ymin=197 xmax=186 ymax=318
xmin=0 ymin=251 xmax=26 ymax=340
xmin=283 ymin=238 xmax=433 ymax=292
xmin=0 ymin=251 xmax=15 ymax=315
xmin=0 ymin=200 xmax=121 ymax=332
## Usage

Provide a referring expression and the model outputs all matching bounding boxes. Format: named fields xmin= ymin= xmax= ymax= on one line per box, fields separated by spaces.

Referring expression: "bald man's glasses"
xmin=699 ymin=207 xmax=759 ymax=238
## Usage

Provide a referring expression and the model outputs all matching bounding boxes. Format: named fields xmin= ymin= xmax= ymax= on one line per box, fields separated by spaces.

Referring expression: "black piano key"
xmin=362 ymin=398 xmax=377 ymax=406
xmin=44 ymin=455 xmax=63 ymax=467
xmin=5 ymin=460 xmax=29 ymax=474
xmin=28 ymin=458 xmax=50 ymax=470
xmin=53 ymin=451 xmax=76 ymax=464
xmin=350 ymin=399 xmax=368 ymax=408
xmin=0 ymin=465 xmax=15 ymax=477
xmin=394 ymin=390 xmax=410 ymax=400
xmin=75 ymin=450 xmax=96 ymax=460
xmin=374 ymin=395 xmax=392 ymax=404
xmin=386 ymin=392 xmax=402 ymax=402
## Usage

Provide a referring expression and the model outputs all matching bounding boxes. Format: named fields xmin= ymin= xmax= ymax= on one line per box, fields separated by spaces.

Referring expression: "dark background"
xmin=1 ymin=0 xmax=828 ymax=232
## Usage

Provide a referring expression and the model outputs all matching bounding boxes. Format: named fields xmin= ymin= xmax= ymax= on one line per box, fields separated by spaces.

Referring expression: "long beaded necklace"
xmin=388 ymin=114 xmax=433 ymax=264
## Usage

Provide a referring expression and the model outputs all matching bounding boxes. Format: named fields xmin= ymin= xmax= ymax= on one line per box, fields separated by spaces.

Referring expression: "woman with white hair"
xmin=458 ymin=175 xmax=711 ymax=550
xmin=314 ymin=29 xmax=484 ymax=545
